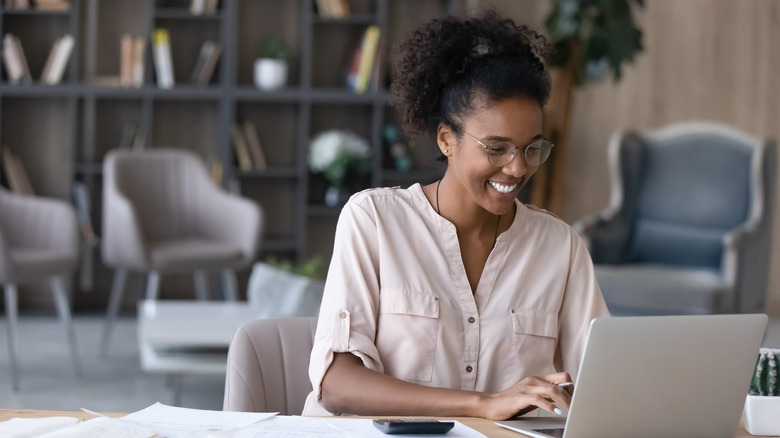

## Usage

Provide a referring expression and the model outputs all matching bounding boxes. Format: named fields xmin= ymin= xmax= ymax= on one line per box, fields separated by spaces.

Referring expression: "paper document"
xmin=120 ymin=402 xmax=276 ymax=438
xmin=0 ymin=416 xmax=79 ymax=437
xmin=226 ymin=417 xmax=486 ymax=438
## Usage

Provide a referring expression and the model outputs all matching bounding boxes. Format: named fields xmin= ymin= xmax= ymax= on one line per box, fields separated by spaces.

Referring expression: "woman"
xmin=303 ymin=11 xmax=608 ymax=420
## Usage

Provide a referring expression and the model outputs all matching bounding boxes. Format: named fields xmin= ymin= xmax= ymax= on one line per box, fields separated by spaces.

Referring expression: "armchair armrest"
xmin=199 ymin=187 xmax=262 ymax=265
xmin=101 ymin=183 xmax=148 ymax=270
xmin=573 ymin=207 xmax=630 ymax=265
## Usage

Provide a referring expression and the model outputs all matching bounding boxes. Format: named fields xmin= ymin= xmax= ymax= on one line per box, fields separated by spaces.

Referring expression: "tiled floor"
xmin=0 ymin=313 xmax=779 ymax=414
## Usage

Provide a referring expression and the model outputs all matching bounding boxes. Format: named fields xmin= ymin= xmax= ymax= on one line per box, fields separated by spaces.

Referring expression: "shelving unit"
xmin=0 ymin=0 xmax=444 ymax=306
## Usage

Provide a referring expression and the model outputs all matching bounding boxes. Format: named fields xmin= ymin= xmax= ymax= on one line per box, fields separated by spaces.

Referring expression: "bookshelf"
xmin=0 ymin=0 xmax=444 ymax=307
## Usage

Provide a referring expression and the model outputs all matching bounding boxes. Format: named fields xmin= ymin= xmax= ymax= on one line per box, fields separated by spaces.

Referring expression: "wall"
xmin=485 ymin=0 xmax=780 ymax=314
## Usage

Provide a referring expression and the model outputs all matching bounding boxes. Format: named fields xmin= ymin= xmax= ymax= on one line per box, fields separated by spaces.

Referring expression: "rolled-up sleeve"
xmin=308 ymin=198 xmax=385 ymax=408
xmin=554 ymin=230 xmax=609 ymax=380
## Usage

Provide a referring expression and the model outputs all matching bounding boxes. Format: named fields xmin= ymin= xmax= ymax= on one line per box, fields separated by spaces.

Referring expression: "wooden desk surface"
xmin=0 ymin=409 xmax=763 ymax=437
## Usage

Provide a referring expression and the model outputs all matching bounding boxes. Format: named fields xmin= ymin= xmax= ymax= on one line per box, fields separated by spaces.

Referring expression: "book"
xmin=230 ymin=123 xmax=252 ymax=171
xmin=33 ymin=0 xmax=70 ymax=11
xmin=2 ymin=147 xmax=35 ymax=195
xmin=151 ymin=28 xmax=174 ymax=89
xmin=120 ymin=34 xmax=134 ymax=87
xmin=3 ymin=34 xmax=26 ymax=84
xmin=204 ymin=0 xmax=218 ymax=14
xmin=190 ymin=0 xmax=205 ymax=15
xmin=44 ymin=34 xmax=74 ymax=85
xmin=71 ymin=181 xmax=97 ymax=244
xmin=132 ymin=36 xmax=145 ymax=87
xmin=40 ymin=37 xmax=61 ymax=83
xmin=132 ymin=123 xmax=147 ymax=151
xmin=242 ymin=120 xmax=267 ymax=170
xmin=190 ymin=40 xmax=221 ymax=86
xmin=354 ymin=25 xmax=380 ymax=94
xmin=117 ymin=121 xmax=139 ymax=150
xmin=12 ymin=34 xmax=33 ymax=83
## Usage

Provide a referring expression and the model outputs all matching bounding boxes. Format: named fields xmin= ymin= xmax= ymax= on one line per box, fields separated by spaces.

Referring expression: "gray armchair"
xmin=575 ymin=122 xmax=776 ymax=315
xmin=100 ymin=148 xmax=262 ymax=356
xmin=223 ymin=317 xmax=318 ymax=414
xmin=0 ymin=187 xmax=81 ymax=390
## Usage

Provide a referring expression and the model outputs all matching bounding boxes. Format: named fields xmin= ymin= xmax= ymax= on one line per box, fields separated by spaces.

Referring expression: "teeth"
xmin=489 ymin=181 xmax=517 ymax=194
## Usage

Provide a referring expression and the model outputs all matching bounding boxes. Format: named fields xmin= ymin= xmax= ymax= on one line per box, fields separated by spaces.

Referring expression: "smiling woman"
xmin=303 ymin=10 xmax=609 ymax=421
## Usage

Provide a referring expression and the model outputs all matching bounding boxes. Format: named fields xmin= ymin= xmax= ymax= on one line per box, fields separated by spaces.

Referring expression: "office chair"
xmin=0 ymin=186 xmax=81 ymax=390
xmin=223 ymin=317 xmax=318 ymax=414
xmin=575 ymin=122 xmax=776 ymax=315
xmin=100 ymin=148 xmax=262 ymax=356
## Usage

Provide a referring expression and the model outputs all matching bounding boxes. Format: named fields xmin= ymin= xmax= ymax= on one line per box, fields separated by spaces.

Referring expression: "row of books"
xmin=346 ymin=25 xmax=381 ymax=94
xmin=2 ymin=33 xmax=73 ymax=85
xmin=151 ymin=28 xmax=222 ymax=89
xmin=231 ymin=120 xmax=267 ymax=172
xmin=120 ymin=35 xmax=145 ymax=88
xmin=4 ymin=0 xmax=70 ymax=10
xmin=315 ymin=0 xmax=350 ymax=18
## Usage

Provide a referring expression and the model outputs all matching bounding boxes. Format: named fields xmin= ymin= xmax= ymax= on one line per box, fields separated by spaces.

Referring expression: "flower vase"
xmin=324 ymin=184 xmax=348 ymax=207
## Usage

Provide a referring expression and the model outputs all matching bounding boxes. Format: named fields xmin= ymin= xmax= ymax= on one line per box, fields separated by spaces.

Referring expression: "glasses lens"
xmin=486 ymin=142 xmax=516 ymax=167
xmin=524 ymin=140 xmax=553 ymax=166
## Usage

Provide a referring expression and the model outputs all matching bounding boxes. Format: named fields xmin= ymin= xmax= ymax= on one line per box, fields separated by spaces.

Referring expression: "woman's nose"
xmin=502 ymin=152 xmax=528 ymax=178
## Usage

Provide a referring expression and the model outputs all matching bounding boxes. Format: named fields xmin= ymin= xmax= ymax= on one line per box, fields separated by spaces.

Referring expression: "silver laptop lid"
xmin=562 ymin=314 xmax=767 ymax=438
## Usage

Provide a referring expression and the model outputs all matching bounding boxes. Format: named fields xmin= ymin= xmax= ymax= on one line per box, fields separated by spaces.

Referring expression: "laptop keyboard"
xmin=533 ymin=428 xmax=565 ymax=438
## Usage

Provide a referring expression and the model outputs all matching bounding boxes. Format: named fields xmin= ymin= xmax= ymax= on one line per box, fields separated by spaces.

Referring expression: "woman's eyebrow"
xmin=482 ymin=133 xmax=544 ymax=143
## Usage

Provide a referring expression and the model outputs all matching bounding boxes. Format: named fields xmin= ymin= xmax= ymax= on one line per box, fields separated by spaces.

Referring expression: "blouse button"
xmin=339 ymin=312 xmax=347 ymax=319
xmin=465 ymin=365 xmax=473 ymax=373
xmin=468 ymin=317 xmax=476 ymax=324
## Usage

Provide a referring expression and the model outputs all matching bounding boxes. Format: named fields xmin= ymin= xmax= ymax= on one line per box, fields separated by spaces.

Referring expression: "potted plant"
xmin=247 ymin=256 xmax=326 ymax=318
xmin=744 ymin=348 xmax=780 ymax=435
xmin=254 ymin=37 xmax=289 ymax=90
xmin=309 ymin=129 xmax=371 ymax=207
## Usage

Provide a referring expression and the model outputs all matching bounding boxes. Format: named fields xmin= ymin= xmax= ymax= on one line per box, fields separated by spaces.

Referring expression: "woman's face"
xmin=439 ymin=96 xmax=544 ymax=216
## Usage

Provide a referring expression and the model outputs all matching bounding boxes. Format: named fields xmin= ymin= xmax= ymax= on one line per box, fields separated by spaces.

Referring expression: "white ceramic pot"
xmin=743 ymin=395 xmax=780 ymax=435
xmin=253 ymin=58 xmax=288 ymax=90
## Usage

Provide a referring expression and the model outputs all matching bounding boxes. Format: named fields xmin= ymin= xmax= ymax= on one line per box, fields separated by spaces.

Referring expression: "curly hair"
xmin=391 ymin=10 xmax=552 ymax=140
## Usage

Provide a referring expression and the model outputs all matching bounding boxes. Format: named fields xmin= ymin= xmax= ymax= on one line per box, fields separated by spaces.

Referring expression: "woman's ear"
xmin=436 ymin=123 xmax=456 ymax=157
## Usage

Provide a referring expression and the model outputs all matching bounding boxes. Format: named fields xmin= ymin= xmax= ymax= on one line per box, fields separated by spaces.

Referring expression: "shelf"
xmin=154 ymin=8 xmax=223 ymax=20
xmin=0 ymin=83 xmax=78 ymax=97
xmin=307 ymin=204 xmax=343 ymax=216
xmin=262 ymin=237 xmax=299 ymax=252
xmin=232 ymin=87 xmax=304 ymax=102
xmin=74 ymin=163 xmax=103 ymax=175
xmin=309 ymin=88 xmax=389 ymax=104
xmin=1 ymin=8 xmax=72 ymax=16
xmin=311 ymin=14 xmax=377 ymax=25
xmin=237 ymin=167 xmax=299 ymax=179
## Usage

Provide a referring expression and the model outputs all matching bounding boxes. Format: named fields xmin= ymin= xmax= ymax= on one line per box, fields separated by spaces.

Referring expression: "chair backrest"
xmin=223 ymin=317 xmax=318 ymax=415
xmin=614 ymin=123 xmax=765 ymax=269
xmin=105 ymin=148 xmax=216 ymax=242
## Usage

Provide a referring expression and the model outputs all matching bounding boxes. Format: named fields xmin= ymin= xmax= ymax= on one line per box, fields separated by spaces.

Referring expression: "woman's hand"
xmin=481 ymin=372 xmax=574 ymax=421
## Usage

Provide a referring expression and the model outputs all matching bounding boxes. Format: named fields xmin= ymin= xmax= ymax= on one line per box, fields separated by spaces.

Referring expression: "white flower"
xmin=309 ymin=130 xmax=370 ymax=186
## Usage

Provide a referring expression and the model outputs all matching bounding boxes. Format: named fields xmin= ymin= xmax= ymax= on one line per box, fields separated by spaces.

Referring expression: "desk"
xmin=0 ymin=409 xmax=765 ymax=437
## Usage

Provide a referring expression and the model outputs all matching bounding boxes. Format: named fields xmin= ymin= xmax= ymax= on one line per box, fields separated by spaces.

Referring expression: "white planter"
xmin=743 ymin=395 xmax=780 ymax=435
xmin=246 ymin=262 xmax=325 ymax=318
xmin=254 ymin=58 xmax=288 ymax=90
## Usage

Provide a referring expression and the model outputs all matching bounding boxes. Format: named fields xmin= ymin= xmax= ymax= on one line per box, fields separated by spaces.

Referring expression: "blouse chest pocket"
xmin=509 ymin=310 xmax=558 ymax=374
xmin=375 ymin=289 xmax=439 ymax=382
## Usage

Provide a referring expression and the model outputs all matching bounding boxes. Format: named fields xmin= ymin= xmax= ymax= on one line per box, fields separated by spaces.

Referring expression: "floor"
xmin=0 ymin=314 xmax=225 ymax=413
xmin=1 ymin=313 xmax=779 ymax=414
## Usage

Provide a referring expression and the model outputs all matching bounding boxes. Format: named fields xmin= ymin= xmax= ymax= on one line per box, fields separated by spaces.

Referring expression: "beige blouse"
xmin=303 ymin=184 xmax=608 ymax=415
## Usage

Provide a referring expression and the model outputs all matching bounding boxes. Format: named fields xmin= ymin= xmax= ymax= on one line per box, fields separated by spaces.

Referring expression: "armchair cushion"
xmin=149 ymin=238 xmax=244 ymax=270
xmin=596 ymin=264 xmax=728 ymax=315
xmin=11 ymin=248 xmax=76 ymax=281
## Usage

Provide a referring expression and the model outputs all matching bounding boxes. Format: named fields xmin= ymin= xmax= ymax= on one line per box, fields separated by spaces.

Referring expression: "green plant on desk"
xmin=750 ymin=348 xmax=779 ymax=396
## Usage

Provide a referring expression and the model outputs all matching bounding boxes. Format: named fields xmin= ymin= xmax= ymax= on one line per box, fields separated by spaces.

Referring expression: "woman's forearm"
xmin=321 ymin=352 xmax=487 ymax=417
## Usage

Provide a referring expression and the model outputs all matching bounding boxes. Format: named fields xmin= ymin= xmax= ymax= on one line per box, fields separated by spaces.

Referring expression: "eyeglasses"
xmin=455 ymin=126 xmax=554 ymax=168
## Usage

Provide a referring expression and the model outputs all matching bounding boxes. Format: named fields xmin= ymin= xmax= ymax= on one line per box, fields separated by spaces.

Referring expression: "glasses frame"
xmin=453 ymin=125 xmax=555 ymax=168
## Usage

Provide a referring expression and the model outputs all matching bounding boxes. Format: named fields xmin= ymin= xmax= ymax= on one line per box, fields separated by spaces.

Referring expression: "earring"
xmin=443 ymin=149 xmax=448 ymax=154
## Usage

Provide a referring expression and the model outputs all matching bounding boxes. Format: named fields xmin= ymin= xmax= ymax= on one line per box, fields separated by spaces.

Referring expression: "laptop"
xmin=497 ymin=314 xmax=767 ymax=438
